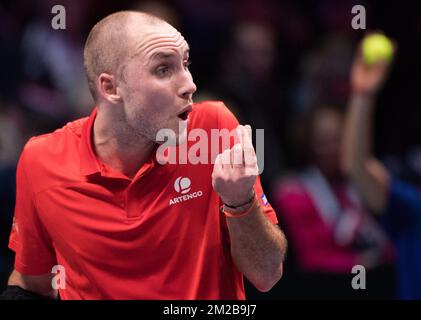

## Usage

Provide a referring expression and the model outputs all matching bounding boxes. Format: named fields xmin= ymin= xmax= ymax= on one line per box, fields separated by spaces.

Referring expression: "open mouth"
xmin=177 ymin=105 xmax=193 ymax=120
xmin=177 ymin=110 xmax=190 ymax=120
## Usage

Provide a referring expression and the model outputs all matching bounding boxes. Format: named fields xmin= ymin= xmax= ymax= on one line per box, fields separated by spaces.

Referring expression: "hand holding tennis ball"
xmin=351 ymin=33 xmax=396 ymax=96
xmin=362 ymin=33 xmax=394 ymax=65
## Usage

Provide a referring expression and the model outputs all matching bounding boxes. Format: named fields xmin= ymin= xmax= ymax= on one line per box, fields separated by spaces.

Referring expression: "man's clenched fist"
xmin=212 ymin=125 xmax=259 ymax=207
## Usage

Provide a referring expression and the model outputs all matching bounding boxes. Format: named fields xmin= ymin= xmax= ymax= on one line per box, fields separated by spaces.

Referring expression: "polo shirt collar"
xmin=80 ymin=107 xmax=102 ymax=176
xmin=80 ymin=107 xmax=160 ymax=179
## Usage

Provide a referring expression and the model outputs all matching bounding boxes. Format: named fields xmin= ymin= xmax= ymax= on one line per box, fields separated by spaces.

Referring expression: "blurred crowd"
xmin=2 ymin=0 xmax=421 ymax=299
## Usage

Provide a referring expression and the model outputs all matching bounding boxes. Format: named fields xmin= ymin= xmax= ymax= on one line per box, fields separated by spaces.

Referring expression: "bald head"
xmin=83 ymin=11 xmax=170 ymax=101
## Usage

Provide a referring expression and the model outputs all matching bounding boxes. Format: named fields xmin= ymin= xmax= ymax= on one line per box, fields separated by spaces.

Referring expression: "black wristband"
xmin=223 ymin=190 xmax=256 ymax=209
xmin=0 ymin=286 xmax=52 ymax=300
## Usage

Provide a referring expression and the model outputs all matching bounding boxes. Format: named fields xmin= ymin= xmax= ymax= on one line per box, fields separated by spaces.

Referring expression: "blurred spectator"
xmin=343 ymin=38 xmax=421 ymax=299
xmin=18 ymin=0 xmax=93 ymax=121
xmin=289 ymin=33 xmax=354 ymax=114
xmin=213 ymin=21 xmax=286 ymax=190
xmin=272 ymin=105 xmax=395 ymax=299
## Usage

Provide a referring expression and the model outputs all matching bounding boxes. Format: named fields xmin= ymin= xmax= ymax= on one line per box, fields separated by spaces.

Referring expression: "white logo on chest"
xmin=169 ymin=176 xmax=203 ymax=205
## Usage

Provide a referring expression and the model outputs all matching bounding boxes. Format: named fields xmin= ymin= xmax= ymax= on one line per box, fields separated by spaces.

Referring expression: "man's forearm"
xmin=7 ymin=270 xmax=57 ymax=299
xmin=0 ymin=286 xmax=55 ymax=300
xmin=343 ymin=93 xmax=375 ymax=172
xmin=343 ymin=93 xmax=390 ymax=212
xmin=226 ymin=204 xmax=287 ymax=292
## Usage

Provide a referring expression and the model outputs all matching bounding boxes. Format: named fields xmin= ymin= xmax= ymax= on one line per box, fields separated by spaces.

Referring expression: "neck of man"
xmin=92 ymin=107 xmax=156 ymax=179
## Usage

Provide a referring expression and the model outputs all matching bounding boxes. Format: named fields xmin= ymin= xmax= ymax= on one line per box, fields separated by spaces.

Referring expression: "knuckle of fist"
xmin=246 ymin=158 xmax=257 ymax=165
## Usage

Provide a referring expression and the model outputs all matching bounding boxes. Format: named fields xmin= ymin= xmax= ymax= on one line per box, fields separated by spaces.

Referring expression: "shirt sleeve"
xmin=8 ymin=147 xmax=56 ymax=275
xmin=381 ymin=178 xmax=421 ymax=235
xmin=215 ymin=101 xmax=278 ymax=224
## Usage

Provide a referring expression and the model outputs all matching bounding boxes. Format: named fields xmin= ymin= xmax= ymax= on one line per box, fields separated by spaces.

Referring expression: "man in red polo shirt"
xmin=2 ymin=11 xmax=287 ymax=300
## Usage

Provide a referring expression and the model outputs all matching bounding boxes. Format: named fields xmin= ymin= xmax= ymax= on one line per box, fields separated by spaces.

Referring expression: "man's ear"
xmin=98 ymin=73 xmax=122 ymax=103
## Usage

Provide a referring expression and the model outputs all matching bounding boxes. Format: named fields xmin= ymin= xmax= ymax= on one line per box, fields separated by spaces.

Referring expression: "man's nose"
xmin=179 ymin=72 xmax=197 ymax=100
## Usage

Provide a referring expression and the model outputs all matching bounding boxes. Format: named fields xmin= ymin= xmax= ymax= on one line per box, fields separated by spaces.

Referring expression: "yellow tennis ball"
xmin=362 ymin=33 xmax=394 ymax=65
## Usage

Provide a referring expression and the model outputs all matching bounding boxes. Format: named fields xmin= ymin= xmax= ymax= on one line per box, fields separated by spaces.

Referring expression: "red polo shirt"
xmin=9 ymin=101 xmax=278 ymax=299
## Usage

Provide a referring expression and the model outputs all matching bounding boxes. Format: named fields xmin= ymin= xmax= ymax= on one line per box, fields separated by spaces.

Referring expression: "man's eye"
xmin=184 ymin=60 xmax=192 ymax=69
xmin=156 ymin=65 xmax=170 ymax=76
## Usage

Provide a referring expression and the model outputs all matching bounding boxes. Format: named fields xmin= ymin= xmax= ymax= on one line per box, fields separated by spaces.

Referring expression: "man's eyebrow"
xmin=153 ymin=52 xmax=176 ymax=59
xmin=151 ymin=48 xmax=190 ymax=61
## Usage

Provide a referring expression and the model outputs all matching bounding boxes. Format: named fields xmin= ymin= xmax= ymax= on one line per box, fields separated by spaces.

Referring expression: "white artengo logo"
xmin=174 ymin=177 xmax=191 ymax=194
xmin=169 ymin=176 xmax=203 ymax=206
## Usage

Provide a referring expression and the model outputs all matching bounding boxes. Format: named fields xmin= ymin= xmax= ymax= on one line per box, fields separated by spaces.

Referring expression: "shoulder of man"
xmin=23 ymin=116 xmax=88 ymax=157
xmin=18 ymin=116 xmax=89 ymax=192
